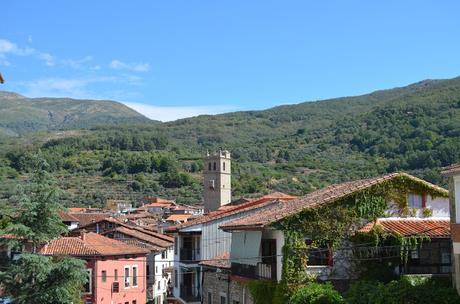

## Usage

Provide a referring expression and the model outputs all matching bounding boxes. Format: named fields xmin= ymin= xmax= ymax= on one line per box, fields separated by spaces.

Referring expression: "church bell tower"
xmin=203 ymin=150 xmax=231 ymax=212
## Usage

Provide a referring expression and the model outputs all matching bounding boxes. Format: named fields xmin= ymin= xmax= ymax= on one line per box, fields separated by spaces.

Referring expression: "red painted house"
xmin=40 ymin=232 xmax=149 ymax=304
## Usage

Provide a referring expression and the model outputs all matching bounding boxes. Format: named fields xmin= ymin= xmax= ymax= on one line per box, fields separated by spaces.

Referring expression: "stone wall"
xmin=202 ymin=268 xmax=253 ymax=304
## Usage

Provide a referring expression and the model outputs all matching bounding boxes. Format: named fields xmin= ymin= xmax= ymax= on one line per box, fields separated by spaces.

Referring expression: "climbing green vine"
xmin=269 ymin=173 xmax=447 ymax=299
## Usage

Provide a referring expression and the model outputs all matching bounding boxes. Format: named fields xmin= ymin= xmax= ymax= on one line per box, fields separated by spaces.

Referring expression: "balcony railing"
xmin=180 ymin=248 xmax=200 ymax=263
xmin=231 ymin=262 xmax=277 ymax=281
xmin=180 ymin=284 xmax=200 ymax=302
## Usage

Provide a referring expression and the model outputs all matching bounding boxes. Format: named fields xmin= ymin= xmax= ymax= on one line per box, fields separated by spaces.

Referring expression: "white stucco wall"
xmin=230 ymin=231 xmax=262 ymax=265
xmin=262 ymin=229 xmax=285 ymax=282
xmin=427 ymin=195 xmax=449 ymax=217
xmin=153 ymin=246 xmax=174 ymax=301
xmin=385 ymin=192 xmax=449 ymax=218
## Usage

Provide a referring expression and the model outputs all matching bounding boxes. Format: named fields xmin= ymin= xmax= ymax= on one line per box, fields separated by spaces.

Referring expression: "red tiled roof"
xmin=59 ymin=211 xmax=79 ymax=222
xmin=167 ymin=192 xmax=297 ymax=232
xmin=166 ymin=214 xmax=193 ymax=222
xmin=68 ymin=207 xmax=87 ymax=213
xmin=220 ymin=173 xmax=448 ymax=231
xmin=441 ymin=163 xmax=460 ymax=177
xmin=358 ymin=218 xmax=450 ymax=238
xmin=40 ymin=232 xmax=149 ymax=256
xmin=103 ymin=226 xmax=173 ymax=249
xmin=73 ymin=216 xmax=174 ymax=243
xmin=69 ymin=212 xmax=111 ymax=227
xmin=200 ymin=252 xmax=231 ymax=269
xmin=119 ymin=239 xmax=164 ymax=251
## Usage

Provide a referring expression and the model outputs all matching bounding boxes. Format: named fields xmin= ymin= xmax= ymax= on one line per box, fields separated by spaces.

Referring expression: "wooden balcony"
xmin=231 ymin=262 xmax=277 ymax=281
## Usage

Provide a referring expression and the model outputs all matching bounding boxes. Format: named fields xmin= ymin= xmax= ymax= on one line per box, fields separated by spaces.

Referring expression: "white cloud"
xmin=0 ymin=39 xmax=34 ymax=56
xmin=109 ymin=59 xmax=150 ymax=72
xmin=0 ymin=38 xmax=52 ymax=66
xmin=28 ymin=35 xmax=33 ymax=44
xmin=15 ymin=74 xmax=143 ymax=99
xmin=17 ymin=76 xmax=119 ymax=99
xmin=61 ymin=55 xmax=93 ymax=69
xmin=38 ymin=52 xmax=55 ymax=66
xmin=122 ymin=102 xmax=236 ymax=122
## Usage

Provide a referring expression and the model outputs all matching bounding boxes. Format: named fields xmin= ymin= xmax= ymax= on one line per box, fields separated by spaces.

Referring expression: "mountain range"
xmin=0 ymin=91 xmax=152 ymax=136
xmin=0 ymin=76 xmax=459 ymax=206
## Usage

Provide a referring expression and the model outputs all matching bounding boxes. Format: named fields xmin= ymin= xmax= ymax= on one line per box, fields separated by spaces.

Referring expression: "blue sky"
xmin=2 ymin=1 xmax=460 ymax=121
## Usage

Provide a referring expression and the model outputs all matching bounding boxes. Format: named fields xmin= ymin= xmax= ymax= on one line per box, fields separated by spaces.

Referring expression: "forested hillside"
xmin=0 ymin=91 xmax=152 ymax=136
xmin=0 ymin=76 xmax=459 ymax=207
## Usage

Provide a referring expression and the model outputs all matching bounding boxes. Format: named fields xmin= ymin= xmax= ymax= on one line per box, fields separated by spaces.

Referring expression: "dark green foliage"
xmin=290 ymin=282 xmax=345 ymax=304
xmin=345 ymin=277 xmax=460 ymax=304
xmin=0 ymin=157 xmax=88 ymax=303
xmin=1 ymin=77 xmax=460 ymax=206
xmin=245 ymin=280 xmax=280 ymax=304
xmin=2 ymin=155 xmax=67 ymax=250
xmin=0 ymin=253 xmax=87 ymax=304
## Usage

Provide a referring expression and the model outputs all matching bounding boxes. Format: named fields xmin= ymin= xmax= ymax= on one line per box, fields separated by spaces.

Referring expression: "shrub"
xmin=290 ymin=282 xmax=344 ymax=304
xmin=345 ymin=277 xmax=460 ymax=304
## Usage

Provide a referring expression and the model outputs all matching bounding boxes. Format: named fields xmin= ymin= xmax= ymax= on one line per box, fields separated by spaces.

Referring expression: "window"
xmin=174 ymin=237 xmax=178 ymax=254
xmin=213 ymin=162 xmax=217 ymax=170
xmin=223 ymin=162 xmax=226 ymax=171
xmin=84 ymin=269 xmax=92 ymax=294
xmin=107 ymin=222 xmax=114 ymax=229
xmin=132 ymin=301 xmax=137 ymax=304
xmin=114 ymin=269 xmax=118 ymax=281
xmin=233 ymin=301 xmax=240 ymax=304
xmin=220 ymin=295 xmax=227 ymax=304
xmin=162 ymin=251 xmax=166 ymax=259
xmin=112 ymin=281 xmax=120 ymax=293
xmin=207 ymin=291 xmax=213 ymax=304
xmin=174 ymin=270 xmax=178 ymax=288
xmin=101 ymin=270 xmax=107 ymax=282
xmin=124 ymin=267 xmax=130 ymax=288
xmin=208 ymin=162 xmax=212 ymax=171
xmin=158 ymin=280 xmax=161 ymax=290
xmin=156 ymin=266 xmax=158 ymax=273
xmin=132 ymin=266 xmax=138 ymax=287
xmin=408 ymin=193 xmax=422 ymax=208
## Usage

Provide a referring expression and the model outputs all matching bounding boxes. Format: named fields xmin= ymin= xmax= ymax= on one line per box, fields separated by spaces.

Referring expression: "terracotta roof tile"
xmin=166 ymin=214 xmax=193 ymax=222
xmin=119 ymin=239 xmax=164 ymax=251
xmin=69 ymin=212 xmax=111 ymax=227
xmin=358 ymin=218 xmax=450 ymax=238
xmin=167 ymin=192 xmax=297 ymax=232
xmin=59 ymin=211 xmax=79 ymax=222
xmin=441 ymin=162 xmax=460 ymax=176
xmin=220 ymin=173 xmax=448 ymax=231
xmin=200 ymin=252 xmax=231 ymax=269
xmin=40 ymin=232 xmax=149 ymax=256
xmin=103 ymin=226 xmax=173 ymax=249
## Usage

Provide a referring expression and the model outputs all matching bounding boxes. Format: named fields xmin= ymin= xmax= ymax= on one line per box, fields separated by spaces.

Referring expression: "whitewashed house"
xmin=168 ymin=151 xmax=296 ymax=303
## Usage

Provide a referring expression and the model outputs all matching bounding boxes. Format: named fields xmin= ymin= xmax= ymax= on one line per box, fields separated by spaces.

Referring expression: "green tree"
xmin=0 ymin=155 xmax=87 ymax=304
xmin=0 ymin=254 xmax=87 ymax=304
